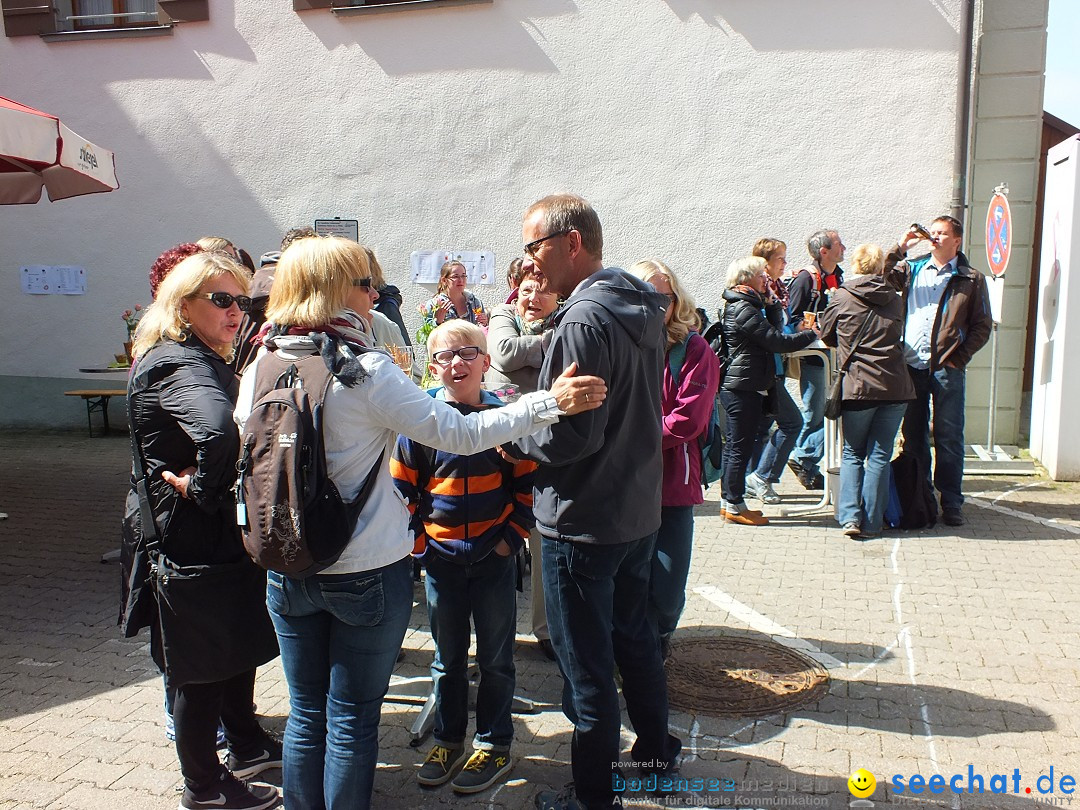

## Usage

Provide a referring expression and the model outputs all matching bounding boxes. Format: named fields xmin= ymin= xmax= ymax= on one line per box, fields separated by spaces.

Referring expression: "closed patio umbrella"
xmin=0 ymin=95 xmax=119 ymax=204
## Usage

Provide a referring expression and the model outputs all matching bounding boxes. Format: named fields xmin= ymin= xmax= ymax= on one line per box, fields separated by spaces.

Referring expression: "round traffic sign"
xmin=985 ymin=191 xmax=1012 ymax=277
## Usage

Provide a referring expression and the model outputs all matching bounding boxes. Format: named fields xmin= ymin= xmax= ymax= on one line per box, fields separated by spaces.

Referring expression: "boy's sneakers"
xmin=178 ymin=769 xmax=278 ymax=810
xmin=417 ymin=743 xmax=469 ymax=786
xmin=842 ymin=522 xmax=861 ymax=537
xmin=226 ymin=736 xmax=283 ymax=780
xmin=451 ymin=748 xmax=513 ymax=794
xmin=745 ymin=471 xmax=781 ymax=504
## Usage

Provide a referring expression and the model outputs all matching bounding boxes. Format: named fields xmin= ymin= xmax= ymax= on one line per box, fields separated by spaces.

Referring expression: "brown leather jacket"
xmin=819 ymin=274 xmax=915 ymax=403
xmin=884 ymin=244 xmax=993 ymax=371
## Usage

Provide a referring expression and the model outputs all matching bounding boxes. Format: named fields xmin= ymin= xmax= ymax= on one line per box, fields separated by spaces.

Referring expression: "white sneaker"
xmin=745 ymin=472 xmax=781 ymax=504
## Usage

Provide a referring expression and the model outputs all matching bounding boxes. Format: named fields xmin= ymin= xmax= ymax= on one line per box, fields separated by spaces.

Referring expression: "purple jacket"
xmin=662 ymin=333 xmax=721 ymax=506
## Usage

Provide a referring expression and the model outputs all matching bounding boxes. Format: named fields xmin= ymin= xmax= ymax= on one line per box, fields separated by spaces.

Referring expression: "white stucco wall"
xmin=1 ymin=0 xmax=972 ymax=426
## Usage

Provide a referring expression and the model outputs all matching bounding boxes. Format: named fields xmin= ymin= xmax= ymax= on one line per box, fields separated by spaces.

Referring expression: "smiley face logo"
xmin=848 ymin=768 xmax=876 ymax=798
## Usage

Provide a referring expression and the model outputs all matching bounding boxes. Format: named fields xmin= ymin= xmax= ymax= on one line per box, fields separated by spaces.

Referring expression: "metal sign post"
xmin=969 ymin=183 xmax=1034 ymax=473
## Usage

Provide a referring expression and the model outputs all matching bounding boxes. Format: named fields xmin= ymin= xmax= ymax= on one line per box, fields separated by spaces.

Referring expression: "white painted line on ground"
xmin=966 ymin=493 xmax=1080 ymax=536
xmin=693 ymin=585 xmax=845 ymax=669
xmin=902 ymin=628 xmax=939 ymax=772
xmin=890 ymin=539 xmax=939 ymax=772
xmin=850 ymin=628 xmax=906 ymax=679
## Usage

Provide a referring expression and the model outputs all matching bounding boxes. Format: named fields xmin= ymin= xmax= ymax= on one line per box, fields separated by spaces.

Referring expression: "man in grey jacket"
xmin=513 ymin=194 xmax=681 ymax=810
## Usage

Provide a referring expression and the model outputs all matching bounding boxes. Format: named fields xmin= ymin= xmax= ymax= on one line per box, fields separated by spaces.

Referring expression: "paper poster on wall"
xmin=409 ymin=250 xmax=495 ymax=285
xmin=314 ymin=218 xmax=359 ymax=242
xmin=21 ymin=265 xmax=86 ymax=295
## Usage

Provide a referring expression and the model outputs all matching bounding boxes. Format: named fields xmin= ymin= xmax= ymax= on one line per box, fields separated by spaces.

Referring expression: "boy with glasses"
xmin=391 ymin=321 xmax=537 ymax=795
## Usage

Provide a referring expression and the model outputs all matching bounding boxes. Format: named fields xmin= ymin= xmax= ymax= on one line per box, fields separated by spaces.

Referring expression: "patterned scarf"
xmin=515 ymin=310 xmax=556 ymax=336
xmin=259 ymin=309 xmax=381 ymax=387
xmin=765 ymin=276 xmax=789 ymax=310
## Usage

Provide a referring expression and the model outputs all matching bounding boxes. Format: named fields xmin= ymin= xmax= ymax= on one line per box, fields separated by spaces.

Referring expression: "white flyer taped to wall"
xmin=21 ymin=265 xmax=87 ymax=295
xmin=410 ymin=250 xmax=495 ymax=285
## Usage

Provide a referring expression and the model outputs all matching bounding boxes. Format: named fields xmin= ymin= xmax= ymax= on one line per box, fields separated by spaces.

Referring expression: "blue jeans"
xmin=648 ymin=505 xmax=695 ymax=638
xmin=791 ymin=360 xmax=826 ymax=474
xmin=719 ymin=388 xmax=765 ymax=504
xmin=752 ymin=379 xmax=804 ymax=483
xmin=542 ymin=533 xmax=681 ymax=809
xmin=839 ymin=403 xmax=906 ymax=533
xmin=901 ymin=366 xmax=966 ymax=511
xmin=424 ymin=549 xmax=516 ymax=750
xmin=266 ymin=557 xmax=413 ymax=810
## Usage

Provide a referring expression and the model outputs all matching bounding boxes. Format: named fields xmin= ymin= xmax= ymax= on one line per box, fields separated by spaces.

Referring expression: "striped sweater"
xmin=390 ymin=389 xmax=537 ymax=564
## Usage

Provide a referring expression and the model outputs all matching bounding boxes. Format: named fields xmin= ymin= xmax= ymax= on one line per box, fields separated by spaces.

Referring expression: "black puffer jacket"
xmin=721 ymin=288 xmax=817 ymax=392
xmin=119 ymin=337 xmax=276 ymax=683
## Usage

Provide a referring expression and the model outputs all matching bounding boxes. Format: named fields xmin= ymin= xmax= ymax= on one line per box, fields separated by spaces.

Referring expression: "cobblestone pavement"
xmin=1 ymin=429 xmax=1077 ymax=810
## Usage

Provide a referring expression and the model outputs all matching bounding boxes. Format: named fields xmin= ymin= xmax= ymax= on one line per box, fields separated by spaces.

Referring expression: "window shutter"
xmin=293 ymin=0 xmax=334 ymax=9
xmin=156 ymin=0 xmax=208 ymax=23
xmin=1 ymin=0 xmax=57 ymax=36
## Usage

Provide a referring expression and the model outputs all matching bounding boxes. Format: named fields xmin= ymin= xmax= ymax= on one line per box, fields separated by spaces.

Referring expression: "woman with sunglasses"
xmin=421 ymin=260 xmax=489 ymax=329
xmin=629 ymin=259 xmax=720 ymax=659
xmin=234 ymin=236 xmax=605 ymax=810
xmin=121 ymin=251 xmax=282 ymax=810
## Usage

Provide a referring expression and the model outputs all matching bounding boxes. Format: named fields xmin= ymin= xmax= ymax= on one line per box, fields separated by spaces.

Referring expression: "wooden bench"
xmin=65 ymin=390 xmax=125 ymax=437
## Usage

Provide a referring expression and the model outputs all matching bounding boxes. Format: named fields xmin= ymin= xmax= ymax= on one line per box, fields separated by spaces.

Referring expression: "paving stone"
xmin=3 ymin=430 xmax=1080 ymax=808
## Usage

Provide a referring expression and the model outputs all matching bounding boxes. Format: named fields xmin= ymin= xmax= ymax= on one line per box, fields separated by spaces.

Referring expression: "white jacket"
xmin=235 ymin=334 xmax=561 ymax=573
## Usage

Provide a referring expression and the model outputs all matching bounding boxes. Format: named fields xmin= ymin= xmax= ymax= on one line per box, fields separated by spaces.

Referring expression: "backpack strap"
xmin=667 ymin=335 xmax=691 ymax=383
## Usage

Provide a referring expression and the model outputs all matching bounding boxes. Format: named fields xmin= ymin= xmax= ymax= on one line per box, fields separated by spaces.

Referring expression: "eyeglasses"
xmin=430 ymin=346 xmax=483 ymax=365
xmin=195 ymin=292 xmax=252 ymax=312
xmin=661 ymin=293 xmax=677 ymax=305
xmin=523 ymin=230 xmax=570 ymax=257
xmin=352 ymin=278 xmax=373 ymax=289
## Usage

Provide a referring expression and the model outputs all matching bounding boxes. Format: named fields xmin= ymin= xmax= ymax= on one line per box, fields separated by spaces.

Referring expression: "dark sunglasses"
xmin=430 ymin=346 xmax=483 ymax=365
xmin=195 ymin=292 xmax=252 ymax=312
xmin=352 ymin=277 xmax=373 ymax=289
xmin=523 ymin=230 xmax=570 ymax=257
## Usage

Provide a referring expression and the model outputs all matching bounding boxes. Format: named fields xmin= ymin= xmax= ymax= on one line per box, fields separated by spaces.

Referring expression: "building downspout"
xmin=952 ymin=0 xmax=978 ymax=222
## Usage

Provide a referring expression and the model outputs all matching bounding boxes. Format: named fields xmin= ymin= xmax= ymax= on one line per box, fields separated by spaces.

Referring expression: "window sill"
xmin=332 ymin=0 xmax=491 ymax=15
xmin=42 ymin=24 xmax=172 ymax=42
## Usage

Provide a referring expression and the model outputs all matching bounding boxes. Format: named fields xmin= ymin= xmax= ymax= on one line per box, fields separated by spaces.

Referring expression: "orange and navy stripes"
xmin=391 ymin=402 xmax=537 ymax=563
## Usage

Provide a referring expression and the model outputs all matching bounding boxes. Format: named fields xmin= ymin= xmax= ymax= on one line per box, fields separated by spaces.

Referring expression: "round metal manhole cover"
xmin=666 ymin=637 xmax=830 ymax=717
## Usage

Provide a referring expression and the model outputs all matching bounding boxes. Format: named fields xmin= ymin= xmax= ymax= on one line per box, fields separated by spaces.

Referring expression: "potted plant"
xmin=121 ymin=304 xmax=143 ymax=362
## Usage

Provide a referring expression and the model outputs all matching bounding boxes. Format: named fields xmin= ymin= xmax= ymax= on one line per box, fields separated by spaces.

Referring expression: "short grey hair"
xmin=726 ymin=256 xmax=767 ymax=289
xmin=524 ymin=194 xmax=604 ymax=259
xmin=807 ymin=230 xmax=837 ymax=263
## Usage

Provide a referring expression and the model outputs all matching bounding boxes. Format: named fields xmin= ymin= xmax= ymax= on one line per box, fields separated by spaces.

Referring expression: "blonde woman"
xmin=818 ymin=243 xmax=915 ymax=539
xmin=120 ymin=252 xmax=281 ymax=810
xmin=234 ymin=236 xmax=604 ymax=810
xmin=629 ymin=260 xmax=720 ymax=657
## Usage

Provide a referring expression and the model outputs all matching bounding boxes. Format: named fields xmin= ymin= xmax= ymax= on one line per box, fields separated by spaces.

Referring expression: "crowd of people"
xmin=118 ymin=199 xmax=993 ymax=810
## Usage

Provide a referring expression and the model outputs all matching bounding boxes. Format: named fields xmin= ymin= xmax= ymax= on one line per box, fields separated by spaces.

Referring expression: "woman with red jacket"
xmin=629 ymin=260 xmax=720 ymax=659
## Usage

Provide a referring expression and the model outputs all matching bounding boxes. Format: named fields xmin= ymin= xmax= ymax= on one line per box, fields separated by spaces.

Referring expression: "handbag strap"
xmin=837 ymin=295 xmax=878 ymax=375
xmin=125 ymin=361 xmax=162 ymax=555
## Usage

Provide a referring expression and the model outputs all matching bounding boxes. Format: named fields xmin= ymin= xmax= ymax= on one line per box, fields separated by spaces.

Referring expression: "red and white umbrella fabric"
xmin=0 ymin=95 xmax=119 ymax=204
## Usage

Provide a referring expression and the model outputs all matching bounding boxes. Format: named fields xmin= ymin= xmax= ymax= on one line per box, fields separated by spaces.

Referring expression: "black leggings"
xmin=174 ymin=668 xmax=263 ymax=791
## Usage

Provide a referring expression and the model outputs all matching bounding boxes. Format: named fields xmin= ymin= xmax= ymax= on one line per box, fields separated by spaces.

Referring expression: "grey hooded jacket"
xmin=514 ymin=267 xmax=668 ymax=545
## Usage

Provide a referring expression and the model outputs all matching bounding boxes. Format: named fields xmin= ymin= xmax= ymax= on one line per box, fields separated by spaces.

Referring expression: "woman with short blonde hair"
xmin=235 ymin=235 xmax=606 ymax=810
